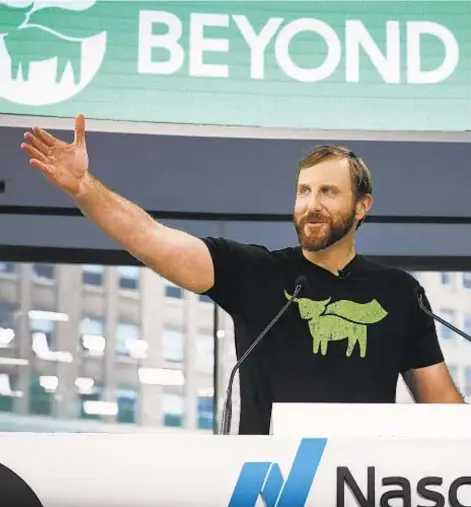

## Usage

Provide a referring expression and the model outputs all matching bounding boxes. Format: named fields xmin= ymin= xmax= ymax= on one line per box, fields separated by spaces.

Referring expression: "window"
xmin=0 ymin=302 xmax=16 ymax=348
xmin=117 ymin=266 xmax=140 ymax=291
xmin=440 ymin=272 xmax=453 ymax=285
xmin=80 ymin=316 xmax=104 ymax=336
xmin=198 ymin=396 xmax=214 ymax=430
xmin=79 ymin=382 xmax=103 ymax=420
xmin=117 ymin=386 xmax=138 ymax=424
xmin=196 ymin=330 xmax=214 ymax=373
xmin=438 ymin=310 xmax=455 ymax=340
xmin=162 ymin=392 xmax=184 ymax=427
xmin=464 ymin=273 xmax=471 ymax=290
xmin=0 ymin=374 xmax=19 ymax=412
xmin=79 ymin=316 xmax=105 ymax=355
xmin=162 ymin=328 xmax=184 ymax=362
xmin=32 ymin=264 xmax=54 ymax=281
xmin=82 ymin=265 xmax=104 ymax=286
xmin=30 ymin=315 xmax=55 ymax=349
xmin=116 ymin=321 xmax=141 ymax=358
xmin=165 ymin=285 xmax=182 ymax=299
xmin=465 ymin=368 xmax=471 ymax=397
xmin=29 ymin=375 xmax=53 ymax=416
xmin=465 ymin=315 xmax=471 ymax=337
xmin=164 ymin=280 xmax=182 ymax=299
xmin=0 ymin=263 xmax=16 ymax=275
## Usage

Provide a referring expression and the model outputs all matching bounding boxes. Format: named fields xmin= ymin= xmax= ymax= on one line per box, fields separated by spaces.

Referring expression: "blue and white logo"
xmin=228 ymin=438 xmax=328 ymax=507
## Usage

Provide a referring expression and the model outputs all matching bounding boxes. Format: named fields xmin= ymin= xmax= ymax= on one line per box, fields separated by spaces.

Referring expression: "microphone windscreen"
xmin=294 ymin=275 xmax=309 ymax=291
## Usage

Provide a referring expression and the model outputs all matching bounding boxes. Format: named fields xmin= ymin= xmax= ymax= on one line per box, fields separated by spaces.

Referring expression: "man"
xmin=20 ymin=115 xmax=464 ymax=435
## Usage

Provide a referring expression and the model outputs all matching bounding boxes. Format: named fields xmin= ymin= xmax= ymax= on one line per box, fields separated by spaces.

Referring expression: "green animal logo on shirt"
xmin=284 ymin=291 xmax=388 ymax=358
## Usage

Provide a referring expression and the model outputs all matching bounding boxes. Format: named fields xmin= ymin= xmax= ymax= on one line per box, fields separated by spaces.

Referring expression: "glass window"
xmin=0 ymin=374 xmax=17 ymax=412
xmin=441 ymin=272 xmax=453 ymax=285
xmin=0 ymin=262 xmax=16 ymax=275
xmin=32 ymin=264 xmax=54 ymax=281
xmin=197 ymin=330 xmax=214 ymax=373
xmin=198 ymin=396 xmax=214 ymax=430
xmin=465 ymin=315 xmax=471 ymax=337
xmin=438 ymin=310 xmax=454 ymax=340
xmin=79 ymin=316 xmax=105 ymax=355
xmin=29 ymin=375 xmax=54 ymax=416
xmin=117 ymin=386 xmax=138 ymax=424
xmin=464 ymin=273 xmax=471 ymax=290
xmin=82 ymin=265 xmax=104 ymax=286
xmin=0 ymin=303 xmax=15 ymax=326
xmin=117 ymin=266 xmax=140 ymax=291
xmin=465 ymin=368 xmax=471 ymax=397
xmin=162 ymin=392 xmax=184 ymax=427
xmin=116 ymin=321 xmax=140 ymax=357
xmin=80 ymin=316 xmax=104 ymax=335
xmin=165 ymin=285 xmax=182 ymax=299
xmin=79 ymin=382 xmax=103 ymax=420
xmin=30 ymin=315 xmax=55 ymax=349
xmin=162 ymin=328 xmax=184 ymax=362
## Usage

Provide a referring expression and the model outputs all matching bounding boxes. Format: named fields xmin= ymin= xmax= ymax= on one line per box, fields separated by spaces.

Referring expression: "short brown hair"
xmin=296 ymin=145 xmax=373 ymax=228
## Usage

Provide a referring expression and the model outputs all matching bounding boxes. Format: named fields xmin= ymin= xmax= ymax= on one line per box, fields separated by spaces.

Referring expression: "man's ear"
xmin=356 ymin=194 xmax=374 ymax=222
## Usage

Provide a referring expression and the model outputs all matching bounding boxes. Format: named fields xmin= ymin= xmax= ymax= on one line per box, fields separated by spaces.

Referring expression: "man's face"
xmin=294 ymin=157 xmax=364 ymax=252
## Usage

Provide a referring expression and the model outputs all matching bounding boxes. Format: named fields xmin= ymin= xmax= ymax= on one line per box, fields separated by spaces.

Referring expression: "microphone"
xmin=219 ymin=275 xmax=308 ymax=435
xmin=415 ymin=285 xmax=471 ymax=343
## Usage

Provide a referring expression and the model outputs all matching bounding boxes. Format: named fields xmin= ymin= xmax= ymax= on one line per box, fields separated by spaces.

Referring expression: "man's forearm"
xmin=75 ymin=173 xmax=164 ymax=266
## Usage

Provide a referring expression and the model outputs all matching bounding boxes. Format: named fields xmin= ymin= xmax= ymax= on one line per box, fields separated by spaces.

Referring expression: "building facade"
xmin=0 ymin=262 xmax=470 ymax=433
xmin=0 ymin=261 xmax=240 ymax=433
xmin=396 ymin=271 xmax=471 ymax=402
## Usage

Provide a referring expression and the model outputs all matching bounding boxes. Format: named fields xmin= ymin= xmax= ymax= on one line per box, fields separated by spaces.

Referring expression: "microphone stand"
xmin=416 ymin=288 xmax=471 ymax=343
xmin=219 ymin=278 xmax=306 ymax=435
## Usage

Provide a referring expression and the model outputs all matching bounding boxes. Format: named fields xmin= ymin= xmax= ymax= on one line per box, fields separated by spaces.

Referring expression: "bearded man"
xmin=21 ymin=116 xmax=464 ymax=435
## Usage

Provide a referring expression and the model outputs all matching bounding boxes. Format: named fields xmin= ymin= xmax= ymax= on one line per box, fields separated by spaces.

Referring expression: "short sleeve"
xmin=199 ymin=236 xmax=273 ymax=315
xmin=401 ymin=286 xmax=444 ymax=372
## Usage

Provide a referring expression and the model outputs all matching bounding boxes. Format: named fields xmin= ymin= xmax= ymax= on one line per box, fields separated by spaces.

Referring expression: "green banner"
xmin=0 ymin=1 xmax=470 ymax=131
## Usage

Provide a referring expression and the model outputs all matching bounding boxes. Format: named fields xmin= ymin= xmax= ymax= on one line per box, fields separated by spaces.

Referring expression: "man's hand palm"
xmin=49 ymin=141 xmax=88 ymax=193
xmin=21 ymin=114 xmax=89 ymax=197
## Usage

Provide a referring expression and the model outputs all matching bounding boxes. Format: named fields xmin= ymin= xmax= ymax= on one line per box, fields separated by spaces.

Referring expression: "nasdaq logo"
xmin=228 ymin=438 xmax=327 ymax=507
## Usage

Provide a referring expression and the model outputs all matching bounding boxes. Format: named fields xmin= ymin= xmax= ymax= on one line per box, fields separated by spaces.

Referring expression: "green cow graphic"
xmin=0 ymin=3 xmax=103 ymax=84
xmin=285 ymin=291 xmax=388 ymax=358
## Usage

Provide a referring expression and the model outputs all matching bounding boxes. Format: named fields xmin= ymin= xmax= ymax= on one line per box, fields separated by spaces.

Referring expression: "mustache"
xmin=298 ymin=213 xmax=330 ymax=224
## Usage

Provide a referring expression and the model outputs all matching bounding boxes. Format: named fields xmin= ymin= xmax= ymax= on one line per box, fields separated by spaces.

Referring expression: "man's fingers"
xmin=32 ymin=125 xmax=56 ymax=147
xmin=29 ymin=158 xmax=53 ymax=176
xmin=21 ymin=141 xmax=48 ymax=165
xmin=24 ymin=131 xmax=50 ymax=155
xmin=74 ymin=114 xmax=86 ymax=146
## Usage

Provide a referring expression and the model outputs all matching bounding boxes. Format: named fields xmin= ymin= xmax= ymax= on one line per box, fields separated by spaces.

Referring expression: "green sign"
xmin=0 ymin=1 xmax=470 ymax=131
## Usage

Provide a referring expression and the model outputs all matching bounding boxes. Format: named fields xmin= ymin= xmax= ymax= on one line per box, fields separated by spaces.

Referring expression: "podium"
xmin=0 ymin=404 xmax=470 ymax=506
xmin=270 ymin=402 xmax=471 ymax=438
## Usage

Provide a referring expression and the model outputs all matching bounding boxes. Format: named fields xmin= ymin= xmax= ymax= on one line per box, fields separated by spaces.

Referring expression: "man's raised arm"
xmin=20 ymin=114 xmax=214 ymax=295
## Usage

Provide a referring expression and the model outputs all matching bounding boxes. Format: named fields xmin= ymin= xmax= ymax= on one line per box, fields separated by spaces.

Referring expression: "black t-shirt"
xmin=200 ymin=237 xmax=444 ymax=435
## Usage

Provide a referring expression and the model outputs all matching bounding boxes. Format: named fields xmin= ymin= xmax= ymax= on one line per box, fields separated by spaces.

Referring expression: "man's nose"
xmin=307 ymin=192 xmax=323 ymax=211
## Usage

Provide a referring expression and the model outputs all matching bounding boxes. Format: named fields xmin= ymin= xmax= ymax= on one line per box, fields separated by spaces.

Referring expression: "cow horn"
xmin=284 ymin=290 xmax=298 ymax=302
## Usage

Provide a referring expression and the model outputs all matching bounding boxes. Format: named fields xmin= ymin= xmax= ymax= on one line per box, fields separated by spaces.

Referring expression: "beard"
xmin=294 ymin=204 xmax=357 ymax=252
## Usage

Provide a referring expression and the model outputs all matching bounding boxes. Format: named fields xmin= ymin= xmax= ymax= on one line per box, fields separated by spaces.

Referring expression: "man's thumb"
xmin=74 ymin=114 xmax=86 ymax=146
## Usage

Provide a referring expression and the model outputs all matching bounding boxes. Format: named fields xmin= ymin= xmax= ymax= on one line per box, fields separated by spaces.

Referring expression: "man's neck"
xmin=302 ymin=237 xmax=357 ymax=276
